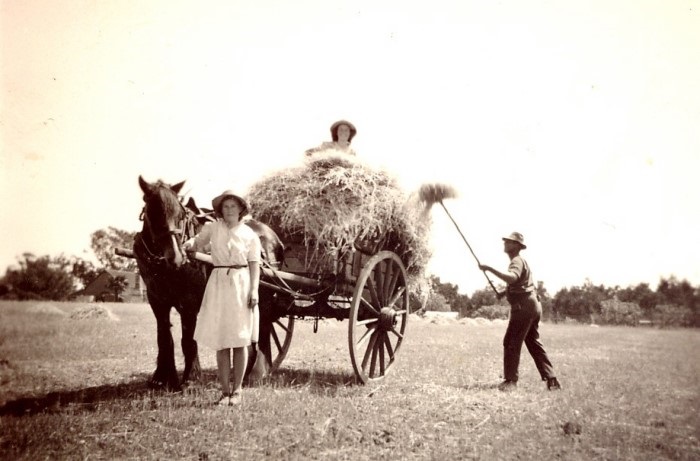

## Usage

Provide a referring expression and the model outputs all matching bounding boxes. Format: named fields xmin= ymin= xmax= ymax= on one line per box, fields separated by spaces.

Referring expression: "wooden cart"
xmin=254 ymin=235 xmax=410 ymax=384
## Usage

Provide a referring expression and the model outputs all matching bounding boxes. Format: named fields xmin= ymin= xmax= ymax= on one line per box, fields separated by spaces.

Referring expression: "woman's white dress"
xmin=191 ymin=220 xmax=261 ymax=350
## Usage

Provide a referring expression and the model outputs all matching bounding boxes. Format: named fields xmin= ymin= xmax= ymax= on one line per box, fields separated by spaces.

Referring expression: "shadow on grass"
xmin=462 ymin=381 xmax=502 ymax=391
xmin=0 ymin=372 xmax=187 ymax=416
xmin=248 ymin=367 xmax=360 ymax=395
xmin=1 ymin=366 xmax=374 ymax=416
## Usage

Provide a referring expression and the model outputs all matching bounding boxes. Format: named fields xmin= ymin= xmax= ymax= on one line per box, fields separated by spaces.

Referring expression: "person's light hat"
xmin=502 ymin=232 xmax=527 ymax=249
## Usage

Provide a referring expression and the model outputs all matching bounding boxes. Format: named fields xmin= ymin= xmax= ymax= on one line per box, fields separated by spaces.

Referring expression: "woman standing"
xmin=184 ymin=190 xmax=261 ymax=406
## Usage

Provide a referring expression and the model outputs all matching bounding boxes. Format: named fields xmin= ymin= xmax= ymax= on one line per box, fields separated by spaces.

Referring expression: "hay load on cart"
xmin=247 ymin=150 xmax=432 ymax=383
xmin=247 ymin=151 xmax=431 ymax=283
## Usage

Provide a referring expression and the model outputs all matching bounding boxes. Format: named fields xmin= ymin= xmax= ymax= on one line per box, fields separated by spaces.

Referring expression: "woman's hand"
xmin=182 ymin=241 xmax=196 ymax=260
xmin=248 ymin=261 xmax=260 ymax=309
xmin=248 ymin=291 xmax=259 ymax=309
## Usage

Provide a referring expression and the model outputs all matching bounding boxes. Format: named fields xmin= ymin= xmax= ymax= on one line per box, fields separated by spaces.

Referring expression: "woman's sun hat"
xmin=212 ymin=190 xmax=249 ymax=217
xmin=330 ymin=120 xmax=357 ymax=142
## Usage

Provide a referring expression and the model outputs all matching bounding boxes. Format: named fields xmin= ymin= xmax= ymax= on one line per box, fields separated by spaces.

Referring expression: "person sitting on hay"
xmin=305 ymin=119 xmax=357 ymax=156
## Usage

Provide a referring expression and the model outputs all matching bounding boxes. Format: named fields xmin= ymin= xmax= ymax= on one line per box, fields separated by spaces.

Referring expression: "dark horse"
xmin=135 ymin=176 xmax=285 ymax=390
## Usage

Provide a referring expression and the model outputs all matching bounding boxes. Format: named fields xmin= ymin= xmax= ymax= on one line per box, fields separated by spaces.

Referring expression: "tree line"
xmin=414 ymin=275 xmax=700 ymax=327
xmin=0 ymin=227 xmax=136 ymax=301
xmin=2 ymin=227 xmax=699 ymax=327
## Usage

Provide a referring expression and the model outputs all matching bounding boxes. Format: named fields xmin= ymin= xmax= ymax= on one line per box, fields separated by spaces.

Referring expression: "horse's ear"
xmin=172 ymin=180 xmax=186 ymax=195
xmin=185 ymin=197 xmax=199 ymax=214
xmin=138 ymin=175 xmax=153 ymax=196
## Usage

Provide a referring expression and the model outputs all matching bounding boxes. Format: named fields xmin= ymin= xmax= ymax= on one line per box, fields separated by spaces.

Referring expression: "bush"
xmin=599 ymin=299 xmax=642 ymax=326
xmin=426 ymin=292 xmax=451 ymax=312
xmin=651 ymin=304 xmax=693 ymax=328
xmin=472 ymin=304 xmax=509 ymax=320
xmin=2 ymin=254 xmax=75 ymax=301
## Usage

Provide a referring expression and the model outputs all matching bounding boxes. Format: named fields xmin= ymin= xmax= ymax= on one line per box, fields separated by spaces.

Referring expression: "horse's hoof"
xmin=180 ymin=377 xmax=198 ymax=392
xmin=148 ymin=379 xmax=166 ymax=390
xmin=148 ymin=378 xmax=181 ymax=392
xmin=182 ymin=369 xmax=202 ymax=385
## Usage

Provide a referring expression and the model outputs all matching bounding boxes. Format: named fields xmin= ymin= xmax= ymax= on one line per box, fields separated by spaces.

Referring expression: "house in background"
xmin=75 ymin=269 xmax=146 ymax=303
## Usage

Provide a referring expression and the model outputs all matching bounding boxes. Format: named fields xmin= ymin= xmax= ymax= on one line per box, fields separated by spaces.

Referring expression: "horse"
xmin=134 ymin=176 xmax=208 ymax=390
xmin=134 ymin=176 xmax=286 ymax=390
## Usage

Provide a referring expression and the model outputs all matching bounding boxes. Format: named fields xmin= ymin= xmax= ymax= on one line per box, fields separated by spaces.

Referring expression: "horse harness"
xmin=135 ymin=196 xmax=198 ymax=267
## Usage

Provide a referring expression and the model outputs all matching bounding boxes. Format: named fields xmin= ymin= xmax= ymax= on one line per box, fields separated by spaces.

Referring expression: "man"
xmin=479 ymin=232 xmax=561 ymax=391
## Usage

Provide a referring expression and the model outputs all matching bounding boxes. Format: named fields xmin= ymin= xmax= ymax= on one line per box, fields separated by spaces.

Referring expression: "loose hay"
xmin=247 ymin=151 xmax=431 ymax=282
xmin=459 ymin=317 xmax=479 ymax=326
xmin=69 ymin=305 xmax=119 ymax=321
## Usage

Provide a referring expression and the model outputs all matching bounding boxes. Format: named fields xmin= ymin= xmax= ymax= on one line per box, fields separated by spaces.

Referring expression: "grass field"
xmin=0 ymin=301 xmax=698 ymax=460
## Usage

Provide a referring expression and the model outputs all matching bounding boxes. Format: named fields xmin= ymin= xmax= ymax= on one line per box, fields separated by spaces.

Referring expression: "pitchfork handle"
xmin=439 ymin=202 xmax=500 ymax=295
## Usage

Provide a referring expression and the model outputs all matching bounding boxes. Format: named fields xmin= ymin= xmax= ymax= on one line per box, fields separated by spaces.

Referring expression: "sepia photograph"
xmin=1 ymin=1 xmax=698 ymax=459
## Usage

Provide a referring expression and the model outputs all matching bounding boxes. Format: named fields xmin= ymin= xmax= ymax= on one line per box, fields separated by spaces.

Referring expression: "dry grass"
xmin=1 ymin=300 xmax=698 ymax=460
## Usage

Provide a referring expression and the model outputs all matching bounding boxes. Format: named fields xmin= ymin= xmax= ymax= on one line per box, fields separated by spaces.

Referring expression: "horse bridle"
xmin=137 ymin=192 xmax=194 ymax=264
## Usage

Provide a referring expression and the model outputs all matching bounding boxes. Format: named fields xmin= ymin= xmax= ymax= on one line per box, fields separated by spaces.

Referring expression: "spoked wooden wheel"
xmin=258 ymin=314 xmax=295 ymax=372
xmin=269 ymin=315 xmax=295 ymax=371
xmin=348 ymin=251 xmax=409 ymax=384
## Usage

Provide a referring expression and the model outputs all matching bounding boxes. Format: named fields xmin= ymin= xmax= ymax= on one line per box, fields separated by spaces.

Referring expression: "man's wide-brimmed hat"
xmin=330 ymin=120 xmax=357 ymax=142
xmin=212 ymin=190 xmax=249 ymax=217
xmin=502 ymin=232 xmax=527 ymax=249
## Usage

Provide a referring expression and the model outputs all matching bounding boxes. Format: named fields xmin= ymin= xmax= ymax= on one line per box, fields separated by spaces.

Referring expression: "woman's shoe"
xmin=216 ymin=393 xmax=232 ymax=406
xmin=229 ymin=392 xmax=242 ymax=405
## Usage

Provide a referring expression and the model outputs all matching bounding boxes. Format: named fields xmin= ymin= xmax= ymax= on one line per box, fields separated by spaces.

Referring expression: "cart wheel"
xmin=270 ymin=315 xmax=295 ymax=371
xmin=348 ymin=251 xmax=409 ymax=384
xmin=259 ymin=314 xmax=295 ymax=373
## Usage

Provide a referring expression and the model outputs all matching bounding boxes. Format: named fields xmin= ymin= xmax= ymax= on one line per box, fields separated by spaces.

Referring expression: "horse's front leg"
xmin=149 ymin=303 xmax=180 ymax=391
xmin=179 ymin=307 xmax=201 ymax=386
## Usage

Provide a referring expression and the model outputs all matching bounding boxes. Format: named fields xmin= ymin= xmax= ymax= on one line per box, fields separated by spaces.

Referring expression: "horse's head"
xmin=138 ymin=175 xmax=189 ymax=268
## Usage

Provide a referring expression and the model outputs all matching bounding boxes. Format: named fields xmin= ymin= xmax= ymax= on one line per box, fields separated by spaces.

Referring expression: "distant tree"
xmin=472 ymin=304 xmax=510 ymax=320
xmin=536 ymin=281 xmax=554 ymax=320
xmin=470 ymin=285 xmax=506 ymax=310
xmin=656 ymin=277 xmax=696 ymax=308
xmin=71 ymin=257 xmax=101 ymax=289
xmin=651 ymin=304 xmax=693 ymax=328
xmin=553 ymin=280 xmax=614 ymax=323
xmin=599 ymin=298 xmax=642 ymax=326
xmin=430 ymin=275 xmax=457 ymax=306
xmin=427 ymin=275 xmax=472 ymax=316
xmin=91 ymin=227 xmax=137 ymax=271
xmin=426 ymin=292 xmax=450 ymax=312
xmin=451 ymin=294 xmax=472 ymax=317
xmin=1 ymin=253 xmax=76 ymax=300
xmin=656 ymin=277 xmax=700 ymax=327
xmin=107 ymin=275 xmax=129 ymax=302
xmin=616 ymin=283 xmax=658 ymax=315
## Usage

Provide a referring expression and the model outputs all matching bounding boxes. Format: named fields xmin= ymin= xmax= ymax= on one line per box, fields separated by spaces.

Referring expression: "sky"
xmin=2 ymin=0 xmax=699 ymax=295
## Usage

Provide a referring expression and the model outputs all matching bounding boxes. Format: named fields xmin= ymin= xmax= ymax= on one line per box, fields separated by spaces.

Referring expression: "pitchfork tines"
xmin=418 ymin=182 xmax=499 ymax=295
